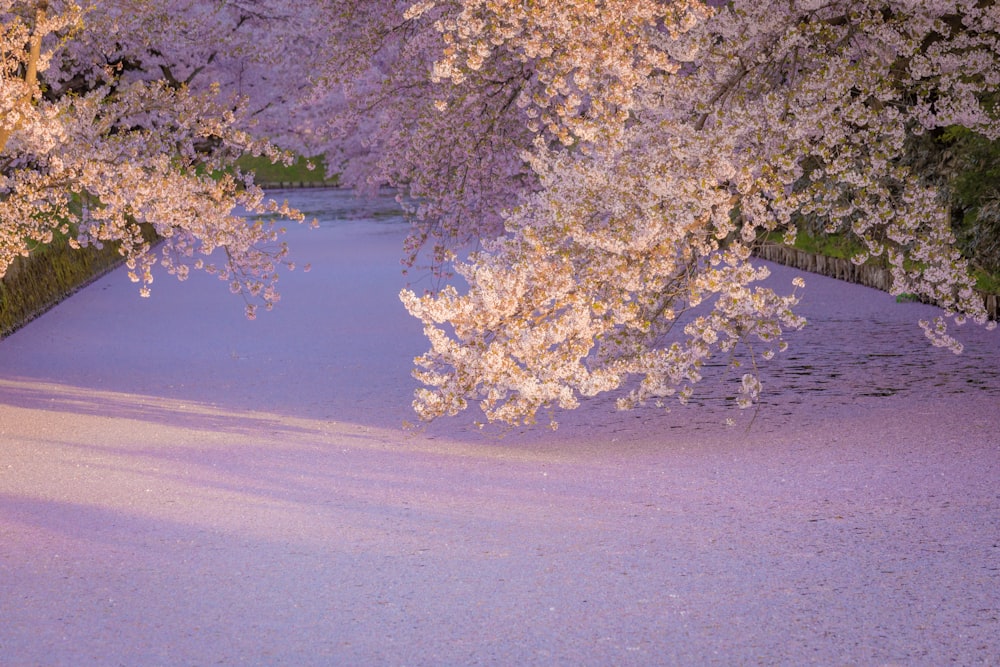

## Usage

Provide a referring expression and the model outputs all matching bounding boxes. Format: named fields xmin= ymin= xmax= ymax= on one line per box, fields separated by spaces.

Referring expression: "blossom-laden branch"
xmin=2 ymin=0 xmax=996 ymax=425
xmin=398 ymin=0 xmax=998 ymax=426
xmin=0 ymin=1 xmax=315 ymax=317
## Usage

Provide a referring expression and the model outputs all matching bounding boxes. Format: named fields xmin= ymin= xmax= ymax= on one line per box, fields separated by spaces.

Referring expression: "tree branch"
xmin=0 ymin=2 xmax=48 ymax=155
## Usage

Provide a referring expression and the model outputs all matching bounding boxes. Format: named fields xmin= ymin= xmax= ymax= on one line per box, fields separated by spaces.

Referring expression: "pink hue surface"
xmin=1 ymin=190 xmax=998 ymax=665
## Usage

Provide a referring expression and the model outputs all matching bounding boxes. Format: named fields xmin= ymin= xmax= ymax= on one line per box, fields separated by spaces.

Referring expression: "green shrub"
xmin=946 ymin=127 xmax=1000 ymax=277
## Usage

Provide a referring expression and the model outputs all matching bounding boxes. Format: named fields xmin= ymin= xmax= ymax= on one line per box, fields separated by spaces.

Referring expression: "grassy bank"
xmin=756 ymin=231 xmax=998 ymax=321
xmin=236 ymin=154 xmax=337 ymax=188
xmin=786 ymin=228 xmax=1000 ymax=295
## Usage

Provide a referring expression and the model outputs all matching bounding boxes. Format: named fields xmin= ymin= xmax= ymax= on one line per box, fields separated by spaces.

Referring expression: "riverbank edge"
xmin=3 ymin=208 xmax=995 ymax=340
xmin=0 ymin=183 xmax=341 ymax=340
xmin=0 ymin=225 xmax=160 ymax=339
xmin=754 ymin=242 xmax=999 ymax=321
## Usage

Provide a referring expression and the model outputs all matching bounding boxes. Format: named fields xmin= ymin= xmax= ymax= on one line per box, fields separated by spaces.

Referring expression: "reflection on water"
xmin=266 ymin=187 xmax=406 ymax=227
xmin=678 ymin=307 xmax=1000 ymax=414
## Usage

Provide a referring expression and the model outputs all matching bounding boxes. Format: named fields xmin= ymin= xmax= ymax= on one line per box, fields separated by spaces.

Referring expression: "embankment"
xmin=0 ymin=226 xmax=158 ymax=338
xmin=755 ymin=243 xmax=999 ymax=321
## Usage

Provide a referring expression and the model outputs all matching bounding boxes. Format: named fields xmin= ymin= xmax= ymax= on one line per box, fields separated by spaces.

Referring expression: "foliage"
xmin=947 ymin=128 xmax=1000 ymax=276
xmin=0 ymin=0 xmax=320 ymax=318
xmin=386 ymin=0 xmax=1000 ymax=426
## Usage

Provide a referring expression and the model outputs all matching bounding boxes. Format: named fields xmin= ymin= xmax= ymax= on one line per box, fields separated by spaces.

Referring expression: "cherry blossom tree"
xmin=305 ymin=0 xmax=533 ymax=273
xmin=391 ymin=0 xmax=999 ymax=426
xmin=4 ymin=0 xmax=997 ymax=426
xmin=0 ymin=0 xmax=320 ymax=317
xmin=314 ymin=0 xmax=719 ymax=273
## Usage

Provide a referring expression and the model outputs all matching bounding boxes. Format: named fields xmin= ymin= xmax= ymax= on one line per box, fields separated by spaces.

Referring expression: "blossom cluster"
xmin=0 ymin=1 xmax=315 ymax=316
xmin=3 ymin=1 xmax=996 ymax=425
xmin=397 ymin=0 xmax=998 ymax=425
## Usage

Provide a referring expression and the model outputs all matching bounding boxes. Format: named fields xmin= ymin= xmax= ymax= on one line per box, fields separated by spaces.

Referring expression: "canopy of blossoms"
xmin=0 ymin=0 xmax=326 ymax=317
xmin=2 ymin=0 xmax=997 ymax=425
xmin=389 ymin=0 xmax=999 ymax=425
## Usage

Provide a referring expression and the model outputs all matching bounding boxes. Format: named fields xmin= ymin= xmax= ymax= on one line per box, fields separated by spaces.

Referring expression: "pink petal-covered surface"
xmin=1 ymin=190 xmax=998 ymax=665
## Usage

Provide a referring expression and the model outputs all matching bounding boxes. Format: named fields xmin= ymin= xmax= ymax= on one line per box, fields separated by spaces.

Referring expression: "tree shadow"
xmin=0 ymin=377 xmax=322 ymax=439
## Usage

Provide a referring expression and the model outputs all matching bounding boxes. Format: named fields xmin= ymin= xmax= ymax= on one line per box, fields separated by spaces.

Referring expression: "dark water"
xmin=687 ymin=263 xmax=1000 ymax=412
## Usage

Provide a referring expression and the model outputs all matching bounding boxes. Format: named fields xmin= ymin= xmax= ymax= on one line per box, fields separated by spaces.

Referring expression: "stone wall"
xmin=0 ymin=225 xmax=158 ymax=338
